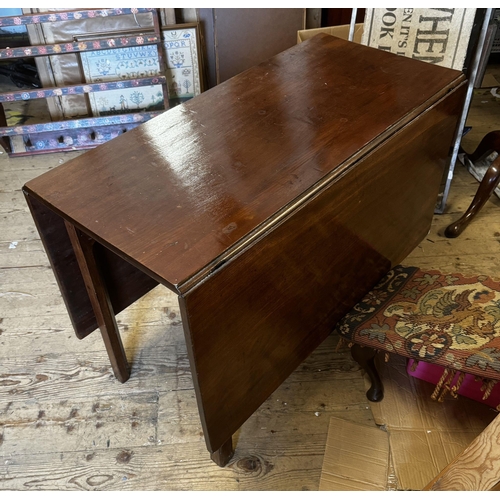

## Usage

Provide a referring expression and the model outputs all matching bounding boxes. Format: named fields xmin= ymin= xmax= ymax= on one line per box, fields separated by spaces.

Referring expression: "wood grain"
xmin=424 ymin=413 xmax=500 ymax=490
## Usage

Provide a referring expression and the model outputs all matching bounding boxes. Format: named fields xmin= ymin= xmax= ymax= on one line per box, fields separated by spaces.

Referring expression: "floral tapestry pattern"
xmin=336 ymin=265 xmax=500 ymax=380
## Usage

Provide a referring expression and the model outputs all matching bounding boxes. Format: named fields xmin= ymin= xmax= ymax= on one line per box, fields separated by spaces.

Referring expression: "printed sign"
xmin=362 ymin=8 xmax=477 ymax=70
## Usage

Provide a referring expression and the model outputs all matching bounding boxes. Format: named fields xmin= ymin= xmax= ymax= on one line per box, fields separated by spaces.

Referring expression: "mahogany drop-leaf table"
xmin=23 ymin=34 xmax=466 ymax=466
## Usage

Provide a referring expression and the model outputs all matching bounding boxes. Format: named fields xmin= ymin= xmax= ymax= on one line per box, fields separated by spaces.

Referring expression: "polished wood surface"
xmin=180 ymin=85 xmax=466 ymax=454
xmin=24 ymin=34 xmax=464 ymax=293
xmin=22 ymin=34 xmax=466 ymax=465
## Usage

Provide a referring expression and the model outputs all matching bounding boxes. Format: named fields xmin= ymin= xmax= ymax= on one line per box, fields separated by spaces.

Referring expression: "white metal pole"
xmin=436 ymin=8 xmax=493 ymax=213
xmin=348 ymin=8 xmax=358 ymax=42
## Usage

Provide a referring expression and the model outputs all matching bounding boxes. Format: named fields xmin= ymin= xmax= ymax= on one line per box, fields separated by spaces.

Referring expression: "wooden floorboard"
xmin=1 ymin=88 xmax=500 ymax=489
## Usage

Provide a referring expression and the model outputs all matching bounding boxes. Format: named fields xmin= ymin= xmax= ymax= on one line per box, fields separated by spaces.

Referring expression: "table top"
xmin=24 ymin=34 xmax=463 ymax=292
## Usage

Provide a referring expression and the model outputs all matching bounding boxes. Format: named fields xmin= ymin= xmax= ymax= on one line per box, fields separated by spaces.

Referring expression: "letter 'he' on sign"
xmin=361 ymin=8 xmax=476 ymax=71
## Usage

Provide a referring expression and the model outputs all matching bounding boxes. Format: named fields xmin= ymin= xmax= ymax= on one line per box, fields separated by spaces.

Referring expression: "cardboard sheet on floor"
xmin=371 ymin=356 xmax=495 ymax=490
xmin=320 ymin=355 xmax=497 ymax=490
xmin=319 ymin=418 xmax=390 ymax=491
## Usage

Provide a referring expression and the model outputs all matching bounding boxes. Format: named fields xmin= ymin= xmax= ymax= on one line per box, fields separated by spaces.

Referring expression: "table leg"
xmin=210 ymin=437 xmax=234 ymax=467
xmin=64 ymin=221 xmax=130 ymax=383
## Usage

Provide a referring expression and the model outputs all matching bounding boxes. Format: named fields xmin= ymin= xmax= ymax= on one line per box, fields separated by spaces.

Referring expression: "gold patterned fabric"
xmin=336 ymin=266 xmax=500 ymax=382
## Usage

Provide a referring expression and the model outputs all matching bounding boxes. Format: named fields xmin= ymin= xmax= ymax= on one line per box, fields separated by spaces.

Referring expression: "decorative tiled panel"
xmin=22 ymin=123 xmax=145 ymax=152
xmin=0 ymin=111 xmax=162 ymax=136
xmin=0 ymin=8 xmax=164 ymax=156
xmin=0 ymin=76 xmax=167 ymax=103
xmin=0 ymin=8 xmax=155 ymax=27
xmin=0 ymin=35 xmax=160 ymax=60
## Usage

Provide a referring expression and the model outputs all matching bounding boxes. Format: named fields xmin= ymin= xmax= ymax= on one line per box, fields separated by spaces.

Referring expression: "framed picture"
xmin=77 ymin=29 xmax=165 ymax=116
xmin=77 ymin=23 xmax=203 ymax=116
xmin=161 ymin=23 xmax=204 ymax=105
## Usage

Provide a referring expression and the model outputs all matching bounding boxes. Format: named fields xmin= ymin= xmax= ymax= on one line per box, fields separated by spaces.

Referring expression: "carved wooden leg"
xmin=351 ymin=344 xmax=384 ymax=402
xmin=468 ymin=130 xmax=500 ymax=162
xmin=64 ymin=221 xmax=130 ymax=383
xmin=210 ymin=436 xmax=234 ymax=467
xmin=445 ymin=156 xmax=500 ymax=238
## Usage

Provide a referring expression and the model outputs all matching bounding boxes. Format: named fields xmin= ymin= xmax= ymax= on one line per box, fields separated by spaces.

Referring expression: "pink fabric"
xmin=407 ymin=359 xmax=500 ymax=408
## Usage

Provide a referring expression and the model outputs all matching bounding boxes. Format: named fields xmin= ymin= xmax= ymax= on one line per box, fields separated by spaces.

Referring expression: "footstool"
xmin=335 ymin=265 xmax=500 ymax=407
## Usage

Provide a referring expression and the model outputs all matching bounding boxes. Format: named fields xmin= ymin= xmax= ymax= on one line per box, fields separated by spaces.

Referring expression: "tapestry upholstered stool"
xmin=335 ymin=265 xmax=500 ymax=407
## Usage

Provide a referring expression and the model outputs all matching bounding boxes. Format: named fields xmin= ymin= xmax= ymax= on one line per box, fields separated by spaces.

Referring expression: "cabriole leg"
xmin=351 ymin=344 xmax=384 ymax=402
xmin=445 ymin=157 xmax=500 ymax=238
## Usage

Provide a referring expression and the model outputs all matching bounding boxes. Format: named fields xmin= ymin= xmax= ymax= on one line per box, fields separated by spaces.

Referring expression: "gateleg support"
xmin=65 ymin=220 xmax=130 ymax=383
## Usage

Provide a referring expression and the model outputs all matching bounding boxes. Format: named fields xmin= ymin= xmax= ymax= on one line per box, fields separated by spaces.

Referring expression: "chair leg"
xmin=445 ymin=156 xmax=500 ymax=238
xmin=351 ymin=344 xmax=384 ymax=402
xmin=468 ymin=130 xmax=500 ymax=162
